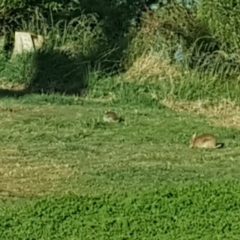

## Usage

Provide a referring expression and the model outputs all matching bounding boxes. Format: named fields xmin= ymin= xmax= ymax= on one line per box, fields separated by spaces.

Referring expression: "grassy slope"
xmin=0 ymin=93 xmax=240 ymax=239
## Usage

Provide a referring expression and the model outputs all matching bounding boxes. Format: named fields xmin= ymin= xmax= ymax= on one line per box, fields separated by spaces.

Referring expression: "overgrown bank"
xmin=0 ymin=0 xmax=240 ymax=100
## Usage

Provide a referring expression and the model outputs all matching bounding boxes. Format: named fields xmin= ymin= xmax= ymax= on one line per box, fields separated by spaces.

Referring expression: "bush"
xmin=122 ymin=2 xmax=214 ymax=81
xmin=197 ymin=0 xmax=240 ymax=52
xmin=195 ymin=0 xmax=240 ymax=79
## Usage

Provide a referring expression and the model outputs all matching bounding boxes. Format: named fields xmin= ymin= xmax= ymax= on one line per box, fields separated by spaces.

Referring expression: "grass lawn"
xmin=0 ymin=94 xmax=240 ymax=239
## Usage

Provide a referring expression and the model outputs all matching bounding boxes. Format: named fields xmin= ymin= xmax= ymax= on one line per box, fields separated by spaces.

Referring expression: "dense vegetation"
xmin=0 ymin=0 xmax=239 ymax=94
xmin=1 ymin=0 xmax=240 ymax=239
xmin=2 ymin=182 xmax=240 ymax=239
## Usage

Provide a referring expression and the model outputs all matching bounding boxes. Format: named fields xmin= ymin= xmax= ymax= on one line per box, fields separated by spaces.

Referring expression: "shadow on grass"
xmin=0 ymin=49 xmax=91 ymax=97
xmin=27 ymin=50 xmax=90 ymax=95
xmin=0 ymin=89 xmax=28 ymax=98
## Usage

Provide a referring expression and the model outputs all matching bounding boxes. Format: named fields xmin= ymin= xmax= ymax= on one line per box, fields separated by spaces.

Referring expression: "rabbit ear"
xmin=192 ymin=133 xmax=197 ymax=140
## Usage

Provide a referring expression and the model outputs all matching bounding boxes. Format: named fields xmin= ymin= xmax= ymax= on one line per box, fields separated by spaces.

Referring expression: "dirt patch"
xmin=162 ymin=99 xmax=240 ymax=129
xmin=0 ymin=162 xmax=75 ymax=197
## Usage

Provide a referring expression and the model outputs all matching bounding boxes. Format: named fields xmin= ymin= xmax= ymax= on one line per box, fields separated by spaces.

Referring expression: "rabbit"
xmin=103 ymin=111 xmax=124 ymax=123
xmin=189 ymin=133 xmax=224 ymax=149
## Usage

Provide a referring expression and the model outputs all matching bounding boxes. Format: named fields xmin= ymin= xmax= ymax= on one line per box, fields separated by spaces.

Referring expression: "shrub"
xmin=122 ymin=2 xmax=213 ymax=81
xmin=197 ymin=0 xmax=240 ymax=52
xmin=196 ymin=0 xmax=240 ymax=79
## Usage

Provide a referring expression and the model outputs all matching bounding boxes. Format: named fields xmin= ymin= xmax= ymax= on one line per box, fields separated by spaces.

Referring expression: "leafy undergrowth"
xmin=1 ymin=181 xmax=240 ymax=239
xmin=0 ymin=94 xmax=240 ymax=238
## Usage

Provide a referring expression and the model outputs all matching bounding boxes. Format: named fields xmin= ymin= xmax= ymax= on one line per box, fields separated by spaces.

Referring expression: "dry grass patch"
xmin=162 ymin=99 xmax=240 ymax=129
xmin=122 ymin=53 xmax=181 ymax=82
xmin=0 ymin=79 xmax=26 ymax=90
xmin=0 ymin=161 xmax=75 ymax=197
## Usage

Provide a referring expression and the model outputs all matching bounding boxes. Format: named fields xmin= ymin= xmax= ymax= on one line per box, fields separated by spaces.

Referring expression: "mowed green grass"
xmin=1 ymin=94 xmax=240 ymax=239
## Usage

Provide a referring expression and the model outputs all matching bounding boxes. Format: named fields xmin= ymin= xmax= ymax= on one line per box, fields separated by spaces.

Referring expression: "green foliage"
xmin=194 ymin=0 xmax=240 ymax=79
xmin=0 ymin=0 xmax=240 ymax=94
xmin=87 ymin=72 xmax=240 ymax=104
xmin=0 ymin=0 xmax=145 ymax=90
xmin=0 ymin=53 xmax=34 ymax=84
xmin=198 ymin=0 xmax=240 ymax=52
xmin=1 ymin=181 xmax=240 ymax=239
xmin=124 ymin=3 xmax=202 ymax=65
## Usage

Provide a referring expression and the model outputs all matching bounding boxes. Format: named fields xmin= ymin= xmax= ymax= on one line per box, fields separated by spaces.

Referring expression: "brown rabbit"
xmin=189 ymin=133 xmax=224 ymax=149
xmin=103 ymin=111 xmax=124 ymax=123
